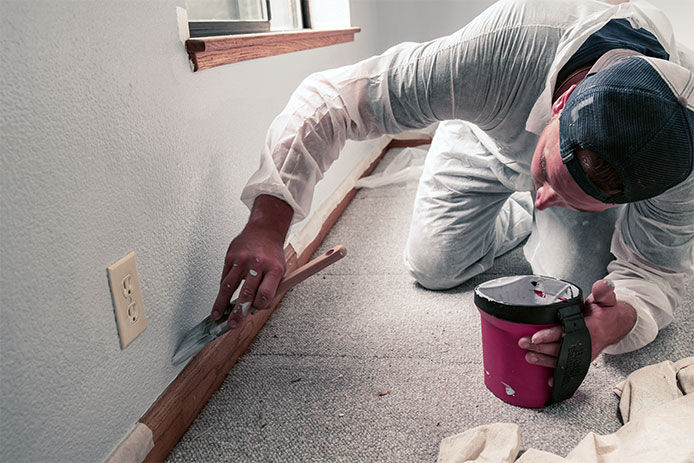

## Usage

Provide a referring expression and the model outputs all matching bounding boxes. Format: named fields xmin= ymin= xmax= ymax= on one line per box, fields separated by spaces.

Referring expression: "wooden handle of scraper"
xmin=219 ymin=246 xmax=347 ymax=321
xmin=276 ymin=245 xmax=347 ymax=294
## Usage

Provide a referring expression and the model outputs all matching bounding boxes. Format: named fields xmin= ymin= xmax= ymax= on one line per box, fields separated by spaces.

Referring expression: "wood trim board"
xmin=186 ymin=27 xmax=360 ymax=71
xmin=140 ymin=136 xmax=431 ymax=462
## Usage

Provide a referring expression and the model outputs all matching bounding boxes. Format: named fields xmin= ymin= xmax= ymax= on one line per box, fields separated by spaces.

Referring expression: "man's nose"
xmin=535 ymin=185 xmax=560 ymax=210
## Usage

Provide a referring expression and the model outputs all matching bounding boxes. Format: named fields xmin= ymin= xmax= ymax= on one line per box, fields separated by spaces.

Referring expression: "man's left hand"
xmin=518 ymin=279 xmax=637 ymax=370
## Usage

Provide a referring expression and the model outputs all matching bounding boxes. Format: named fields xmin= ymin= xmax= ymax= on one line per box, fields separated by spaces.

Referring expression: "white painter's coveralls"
xmin=241 ymin=0 xmax=694 ymax=355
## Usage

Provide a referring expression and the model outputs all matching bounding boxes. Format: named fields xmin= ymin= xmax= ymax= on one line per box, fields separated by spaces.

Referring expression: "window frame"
xmin=187 ymin=0 xmax=272 ymax=37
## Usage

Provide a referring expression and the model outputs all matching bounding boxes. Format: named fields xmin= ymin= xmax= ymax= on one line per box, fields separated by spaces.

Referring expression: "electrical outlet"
xmin=107 ymin=251 xmax=147 ymax=349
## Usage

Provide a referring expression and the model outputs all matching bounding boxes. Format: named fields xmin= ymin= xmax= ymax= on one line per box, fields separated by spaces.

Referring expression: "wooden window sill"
xmin=185 ymin=27 xmax=360 ymax=72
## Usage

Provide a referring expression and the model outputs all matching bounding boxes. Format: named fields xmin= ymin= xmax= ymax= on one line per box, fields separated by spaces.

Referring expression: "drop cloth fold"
xmin=437 ymin=357 xmax=694 ymax=463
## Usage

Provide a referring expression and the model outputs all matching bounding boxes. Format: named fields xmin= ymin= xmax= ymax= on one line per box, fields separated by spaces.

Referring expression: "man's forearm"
xmin=608 ymin=301 xmax=638 ymax=344
xmin=246 ymin=194 xmax=294 ymax=243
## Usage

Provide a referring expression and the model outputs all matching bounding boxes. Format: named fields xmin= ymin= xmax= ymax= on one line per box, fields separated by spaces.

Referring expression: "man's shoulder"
xmin=467 ymin=0 xmax=579 ymax=40
xmin=495 ymin=0 xmax=609 ymax=29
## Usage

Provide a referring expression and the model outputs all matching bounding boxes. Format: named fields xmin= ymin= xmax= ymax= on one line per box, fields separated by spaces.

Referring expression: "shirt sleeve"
xmin=603 ymin=172 xmax=694 ymax=354
xmin=240 ymin=0 xmax=557 ymax=223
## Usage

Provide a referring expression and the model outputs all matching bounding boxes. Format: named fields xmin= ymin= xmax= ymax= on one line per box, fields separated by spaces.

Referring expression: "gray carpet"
xmin=168 ymin=147 xmax=694 ymax=462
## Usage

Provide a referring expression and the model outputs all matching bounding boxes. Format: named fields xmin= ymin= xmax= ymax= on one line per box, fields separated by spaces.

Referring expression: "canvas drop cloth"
xmin=437 ymin=357 xmax=694 ymax=463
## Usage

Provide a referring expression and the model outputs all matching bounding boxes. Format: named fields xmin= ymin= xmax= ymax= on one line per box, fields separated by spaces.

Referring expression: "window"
xmin=184 ymin=0 xmax=358 ymax=71
xmin=270 ymin=0 xmax=303 ymax=31
xmin=186 ymin=0 xmax=304 ymax=37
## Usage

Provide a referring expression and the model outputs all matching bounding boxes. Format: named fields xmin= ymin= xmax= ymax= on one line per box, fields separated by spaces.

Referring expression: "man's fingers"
xmin=590 ymin=279 xmax=616 ymax=307
xmin=530 ymin=326 xmax=562 ymax=344
xmin=525 ymin=351 xmax=557 ymax=368
xmin=253 ymin=266 xmax=284 ymax=310
xmin=227 ymin=301 xmax=246 ymax=329
xmin=219 ymin=259 xmax=232 ymax=285
xmin=519 ymin=328 xmax=561 ymax=369
xmin=211 ymin=292 xmax=230 ymax=321
xmin=236 ymin=270 xmax=261 ymax=304
xmin=522 ymin=340 xmax=560 ymax=358
xmin=227 ymin=270 xmax=273 ymax=329
xmin=227 ymin=260 xmax=266 ymax=328
xmin=212 ymin=264 xmax=243 ymax=320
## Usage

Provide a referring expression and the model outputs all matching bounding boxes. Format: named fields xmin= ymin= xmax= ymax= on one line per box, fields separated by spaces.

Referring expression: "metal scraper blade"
xmin=172 ymin=310 xmax=233 ymax=366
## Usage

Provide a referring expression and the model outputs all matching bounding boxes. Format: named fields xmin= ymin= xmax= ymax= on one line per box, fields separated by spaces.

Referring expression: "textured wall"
xmin=0 ymin=1 xmax=387 ymax=461
xmin=1 ymin=0 xmax=690 ymax=462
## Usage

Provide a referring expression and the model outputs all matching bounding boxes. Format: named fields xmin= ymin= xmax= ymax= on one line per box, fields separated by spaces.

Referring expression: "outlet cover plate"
xmin=107 ymin=251 xmax=147 ymax=349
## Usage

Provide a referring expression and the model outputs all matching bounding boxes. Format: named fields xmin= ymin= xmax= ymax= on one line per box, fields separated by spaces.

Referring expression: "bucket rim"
xmin=474 ymin=275 xmax=583 ymax=324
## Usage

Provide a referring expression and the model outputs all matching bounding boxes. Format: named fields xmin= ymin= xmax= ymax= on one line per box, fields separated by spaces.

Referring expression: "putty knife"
xmin=172 ymin=245 xmax=347 ymax=366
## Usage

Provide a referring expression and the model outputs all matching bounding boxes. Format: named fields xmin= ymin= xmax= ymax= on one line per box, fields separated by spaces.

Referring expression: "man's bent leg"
xmin=524 ymin=204 xmax=624 ymax=295
xmin=404 ymin=121 xmax=533 ymax=290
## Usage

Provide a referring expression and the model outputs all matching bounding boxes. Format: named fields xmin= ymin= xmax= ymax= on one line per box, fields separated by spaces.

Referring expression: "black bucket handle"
xmin=551 ymin=304 xmax=592 ymax=403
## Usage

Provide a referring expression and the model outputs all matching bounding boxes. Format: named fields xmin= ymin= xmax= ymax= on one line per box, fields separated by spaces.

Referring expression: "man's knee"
xmin=404 ymin=254 xmax=463 ymax=290
xmin=404 ymin=243 xmax=474 ymax=290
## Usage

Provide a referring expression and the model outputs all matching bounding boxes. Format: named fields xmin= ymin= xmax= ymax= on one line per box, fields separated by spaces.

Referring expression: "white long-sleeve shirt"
xmin=241 ymin=0 xmax=694 ymax=354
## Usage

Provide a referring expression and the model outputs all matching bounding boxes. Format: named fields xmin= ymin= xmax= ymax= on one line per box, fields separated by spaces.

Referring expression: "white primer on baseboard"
xmin=288 ymin=136 xmax=392 ymax=257
xmin=288 ymin=127 xmax=436 ymax=257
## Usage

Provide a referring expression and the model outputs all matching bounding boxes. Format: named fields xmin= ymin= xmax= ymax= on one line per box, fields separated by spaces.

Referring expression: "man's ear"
xmin=551 ymin=84 xmax=578 ymax=117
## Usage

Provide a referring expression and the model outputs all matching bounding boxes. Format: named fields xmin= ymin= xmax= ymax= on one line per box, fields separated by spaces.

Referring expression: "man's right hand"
xmin=211 ymin=195 xmax=293 ymax=328
xmin=519 ymin=279 xmax=637 ymax=370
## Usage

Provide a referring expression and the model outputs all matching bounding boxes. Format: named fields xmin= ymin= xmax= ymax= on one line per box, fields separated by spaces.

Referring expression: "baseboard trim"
xmin=107 ymin=423 xmax=154 ymax=463
xmin=138 ymin=135 xmax=431 ymax=462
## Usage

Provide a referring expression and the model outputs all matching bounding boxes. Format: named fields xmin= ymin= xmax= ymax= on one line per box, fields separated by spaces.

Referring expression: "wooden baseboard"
xmin=387 ymin=138 xmax=432 ymax=148
xmin=139 ymin=136 xmax=431 ymax=462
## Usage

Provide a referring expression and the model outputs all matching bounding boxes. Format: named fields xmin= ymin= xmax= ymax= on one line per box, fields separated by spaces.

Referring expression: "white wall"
xmin=1 ymin=0 xmax=691 ymax=462
xmin=647 ymin=0 xmax=694 ymax=48
xmin=0 ymin=0 xmax=494 ymax=461
xmin=362 ymin=0 xmax=495 ymax=48
xmin=0 ymin=2 xmax=383 ymax=462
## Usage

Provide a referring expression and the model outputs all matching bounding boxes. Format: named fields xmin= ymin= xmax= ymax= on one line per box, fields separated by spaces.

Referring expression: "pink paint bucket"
xmin=474 ymin=275 xmax=591 ymax=408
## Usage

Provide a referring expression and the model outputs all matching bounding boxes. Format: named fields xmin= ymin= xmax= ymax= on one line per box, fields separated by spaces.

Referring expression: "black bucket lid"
xmin=474 ymin=275 xmax=583 ymax=325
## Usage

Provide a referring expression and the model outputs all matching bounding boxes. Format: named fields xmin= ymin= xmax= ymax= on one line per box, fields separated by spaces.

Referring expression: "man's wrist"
xmin=594 ymin=300 xmax=637 ymax=350
xmin=246 ymin=194 xmax=294 ymax=241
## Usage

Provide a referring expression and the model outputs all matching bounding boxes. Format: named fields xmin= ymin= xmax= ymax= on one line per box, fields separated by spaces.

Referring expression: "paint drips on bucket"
xmin=502 ymin=382 xmax=515 ymax=396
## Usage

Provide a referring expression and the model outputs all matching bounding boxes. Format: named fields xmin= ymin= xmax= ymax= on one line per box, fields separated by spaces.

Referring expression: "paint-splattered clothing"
xmin=241 ymin=0 xmax=694 ymax=354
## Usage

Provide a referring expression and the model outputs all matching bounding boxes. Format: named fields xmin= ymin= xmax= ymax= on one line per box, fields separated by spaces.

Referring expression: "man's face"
xmin=530 ymin=87 xmax=616 ymax=213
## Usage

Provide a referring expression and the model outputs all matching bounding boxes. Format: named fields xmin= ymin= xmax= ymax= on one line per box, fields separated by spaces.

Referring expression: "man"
xmin=211 ymin=0 xmax=693 ymax=372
